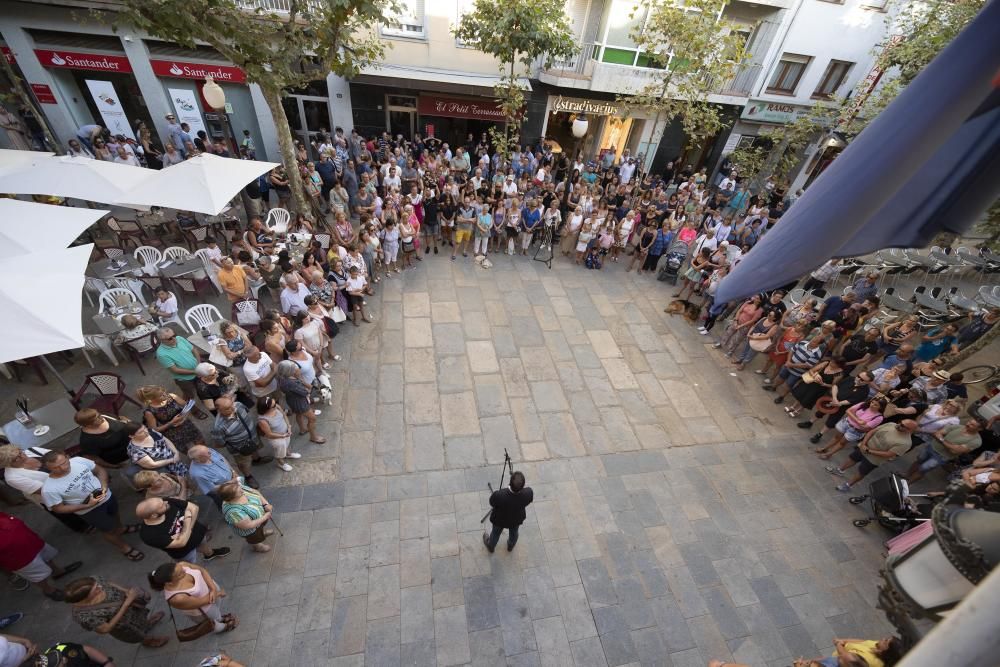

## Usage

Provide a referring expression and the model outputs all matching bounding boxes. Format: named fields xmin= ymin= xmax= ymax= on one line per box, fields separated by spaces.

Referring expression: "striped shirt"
xmin=786 ymin=341 xmax=824 ymax=377
xmin=222 ymin=484 xmax=266 ymax=537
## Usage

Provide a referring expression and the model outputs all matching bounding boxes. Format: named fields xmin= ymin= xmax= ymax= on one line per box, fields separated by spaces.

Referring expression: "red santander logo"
xmin=150 ymin=60 xmax=246 ymax=83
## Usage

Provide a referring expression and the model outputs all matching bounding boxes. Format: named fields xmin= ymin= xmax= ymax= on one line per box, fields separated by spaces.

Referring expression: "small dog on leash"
xmin=664 ymin=299 xmax=701 ymax=324
xmin=475 ymin=254 xmax=493 ymax=269
xmin=314 ymin=373 xmax=334 ymax=406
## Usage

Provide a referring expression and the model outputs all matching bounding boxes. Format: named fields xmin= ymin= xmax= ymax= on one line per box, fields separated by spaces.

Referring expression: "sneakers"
xmin=482 ymin=532 xmax=494 ymax=553
xmin=809 ymin=433 xmax=823 ymax=444
xmin=762 ymin=385 xmax=777 ymax=392
xmin=797 ymin=421 xmax=813 ymax=429
xmin=287 ymin=452 xmax=302 ymax=459
xmin=278 ymin=462 xmax=293 ymax=472
xmin=252 ymin=456 xmax=274 ymax=466
xmin=8 ymin=575 xmax=28 ymax=592
xmin=713 ymin=342 xmax=722 ymax=348
xmin=754 ymin=369 xmax=765 ymax=375
xmin=0 ymin=613 xmax=22 ymax=630
xmin=205 ymin=547 xmax=231 ymax=561
xmin=762 ymin=378 xmax=772 ymax=384
xmin=836 ymin=482 xmax=852 ymax=492
xmin=825 ymin=465 xmax=845 ymax=477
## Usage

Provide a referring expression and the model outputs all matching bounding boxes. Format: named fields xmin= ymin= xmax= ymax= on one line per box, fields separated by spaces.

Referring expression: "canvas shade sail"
xmin=0 ymin=154 xmax=155 ymax=204
xmin=0 ymin=199 xmax=107 ymax=260
xmin=0 ymin=244 xmax=93 ymax=364
xmin=715 ymin=1 xmax=1000 ymax=304
xmin=115 ymin=153 xmax=279 ymax=215
xmin=0 ymin=149 xmax=52 ymax=178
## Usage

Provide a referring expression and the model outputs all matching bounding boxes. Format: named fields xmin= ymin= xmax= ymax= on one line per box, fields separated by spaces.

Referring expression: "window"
xmin=812 ymin=60 xmax=853 ymax=98
xmin=766 ymin=53 xmax=811 ymax=94
xmin=454 ymin=0 xmax=475 ymax=47
xmin=382 ymin=0 xmax=425 ymax=39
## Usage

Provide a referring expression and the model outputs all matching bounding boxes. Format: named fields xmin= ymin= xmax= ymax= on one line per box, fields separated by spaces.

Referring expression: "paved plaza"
xmin=3 ymin=251 xmax=897 ymax=667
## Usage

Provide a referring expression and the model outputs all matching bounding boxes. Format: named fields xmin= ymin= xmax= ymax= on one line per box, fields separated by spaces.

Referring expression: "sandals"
xmin=148 ymin=611 xmax=165 ymax=626
xmin=53 ymin=561 xmax=83 ymax=580
xmin=222 ymin=614 xmax=240 ymax=632
xmin=142 ymin=636 xmax=169 ymax=648
xmin=123 ymin=548 xmax=145 ymax=561
xmin=310 ymin=437 xmax=327 ymax=444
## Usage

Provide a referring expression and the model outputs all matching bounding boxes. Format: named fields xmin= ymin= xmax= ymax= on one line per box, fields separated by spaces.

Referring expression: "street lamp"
xmin=878 ymin=484 xmax=1000 ymax=646
xmin=202 ymin=75 xmax=239 ymax=156
xmin=560 ymin=113 xmax=588 ymax=212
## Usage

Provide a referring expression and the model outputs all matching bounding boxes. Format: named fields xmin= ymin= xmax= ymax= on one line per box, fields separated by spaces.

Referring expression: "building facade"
xmin=1 ymin=0 xmax=893 ymax=186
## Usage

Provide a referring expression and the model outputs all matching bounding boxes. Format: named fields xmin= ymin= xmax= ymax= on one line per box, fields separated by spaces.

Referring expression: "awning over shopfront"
xmin=358 ymin=64 xmax=531 ymax=97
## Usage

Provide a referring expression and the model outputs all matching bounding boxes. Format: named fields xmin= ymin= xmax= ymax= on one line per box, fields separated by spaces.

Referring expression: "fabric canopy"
xmin=0 ymin=199 xmax=107 ymax=260
xmin=715 ymin=1 xmax=1000 ymax=304
xmin=115 ymin=153 xmax=278 ymax=215
xmin=0 ymin=244 xmax=93 ymax=364
xmin=0 ymin=149 xmax=52 ymax=177
xmin=0 ymin=154 xmax=155 ymax=204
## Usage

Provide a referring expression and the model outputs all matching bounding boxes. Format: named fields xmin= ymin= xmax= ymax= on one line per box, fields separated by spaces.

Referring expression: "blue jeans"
xmin=487 ymin=523 xmax=519 ymax=550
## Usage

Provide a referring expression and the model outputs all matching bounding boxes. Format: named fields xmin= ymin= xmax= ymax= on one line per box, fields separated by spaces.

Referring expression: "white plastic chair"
xmin=133 ymin=245 xmax=163 ymax=276
xmin=194 ymin=248 xmax=223 ymax=291
xmin=163 ymin=246 xmax=192 ymax=262
xmin=241 ymin=231 xmax=261 ymax=261
xmin=266 ymin=207 xmax=290 ymax=235
xmin=81 ymin=334 xmax=119 ymax=367
xmin=107 ymin=277 xmax=148 ymax=306
xmin=184 ymin=304 xmax=224 ymax=333
xmin=84 ymin=277 xmax=108 ymax=308
xmin=98 ymin=288 xmax=138 ymax=314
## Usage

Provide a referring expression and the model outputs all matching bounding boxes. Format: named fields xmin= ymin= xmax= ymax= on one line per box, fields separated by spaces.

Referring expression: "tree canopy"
xmin=454 ymin=0 xmax=577 ymax=160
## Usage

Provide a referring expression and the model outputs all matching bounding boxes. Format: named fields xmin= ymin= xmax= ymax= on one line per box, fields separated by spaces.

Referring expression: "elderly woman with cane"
xmin=218 ymin=479 xmax=276 ymax=553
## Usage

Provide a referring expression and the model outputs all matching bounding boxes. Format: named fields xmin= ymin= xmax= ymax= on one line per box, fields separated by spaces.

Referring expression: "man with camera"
xmin=483 ymin=471 xmax=533 ymax=553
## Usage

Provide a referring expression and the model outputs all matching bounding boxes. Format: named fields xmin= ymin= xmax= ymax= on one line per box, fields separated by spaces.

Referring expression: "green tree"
xmin=618 ymin=0 xmax=748 ymax=166
xmin=107 ymin=0 xmax=393 ymax=214
xmin=454 ymin=0 xmax=577 ymax=163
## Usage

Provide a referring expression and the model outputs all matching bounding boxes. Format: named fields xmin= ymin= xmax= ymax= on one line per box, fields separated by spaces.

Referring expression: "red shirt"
xmin=0 ymin=514 xmax=45 ymax=571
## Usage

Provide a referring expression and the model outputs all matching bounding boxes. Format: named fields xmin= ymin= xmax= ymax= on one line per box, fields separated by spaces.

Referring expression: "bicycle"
xmin=953 ymin=364 xmax=999 ymax=384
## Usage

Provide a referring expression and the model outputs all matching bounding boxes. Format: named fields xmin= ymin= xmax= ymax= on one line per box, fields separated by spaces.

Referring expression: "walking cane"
xmin=268 ymin=513 xmax=284 ymax=537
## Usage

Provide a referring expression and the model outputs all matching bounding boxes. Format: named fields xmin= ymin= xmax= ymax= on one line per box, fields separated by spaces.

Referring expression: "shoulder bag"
xmin=232 ymin=409 xmax=261 ymax=457
xmin=166 ymin=602 xmax=215 ymax=642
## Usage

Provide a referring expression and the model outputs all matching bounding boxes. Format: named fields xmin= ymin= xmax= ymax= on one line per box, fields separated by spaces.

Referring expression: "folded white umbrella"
xmin=0 ymin=244 xmax=93 ymax=365
xmin=115 ymin=153 xmax=279 ymax=215
xmin=0 ymin=199 xmax=107 ymax=260
xmin=0 ymin=155 xmax=155 ymax=204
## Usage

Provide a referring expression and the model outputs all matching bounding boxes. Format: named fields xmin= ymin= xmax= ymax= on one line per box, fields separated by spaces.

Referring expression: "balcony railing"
xmin=542 ymin=42 xmax=599 ymax=78
xmin=236 ymin=0 xmax=322 ymax=13
xmin=711 ymin=62 xmax=763 ymax=97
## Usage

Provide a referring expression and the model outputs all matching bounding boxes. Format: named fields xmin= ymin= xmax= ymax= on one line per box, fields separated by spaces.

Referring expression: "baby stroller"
xmin=849 ymin=473 xmax=939 ymax=533
xmin=657 ymin=239 xmax=689 ymax=284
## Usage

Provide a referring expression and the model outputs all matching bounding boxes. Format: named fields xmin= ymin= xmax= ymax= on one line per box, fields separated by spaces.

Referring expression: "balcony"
xmin=710 ymin=62 xmax=763 ymax=98
xmin=236 ymin=0 xmax=322 ymax=13
xmin=540 ymin=43 xmax=599 ymax=82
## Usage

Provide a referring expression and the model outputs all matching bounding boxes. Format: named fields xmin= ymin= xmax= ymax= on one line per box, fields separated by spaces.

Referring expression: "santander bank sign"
xmin=150 ymin=60 xmax=247 ymax=84
xmin=35 ymin=49 xmax=132 ymax=73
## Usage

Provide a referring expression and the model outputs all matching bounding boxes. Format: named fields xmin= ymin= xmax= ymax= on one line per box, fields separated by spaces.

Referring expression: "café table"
xmin=158 ymin=257 xmax=206 ymax=279
xmin=87 ymin=256 xmax=143 ymax=282
xmin=3 ymin=398 xmax=79 ymax=449
xmin=91 ymin=304 xmax=147 ymax=335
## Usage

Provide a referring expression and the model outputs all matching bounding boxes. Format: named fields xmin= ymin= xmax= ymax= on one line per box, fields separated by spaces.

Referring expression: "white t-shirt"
xmin=383 ymin=174 xmax=401 ymax=190
xmin=41 ymin=457 xmax=110 ymax=514
xmin=155 ymin=293 xmax=179 ymax=317
xmin=2 ymin=447 xmax=51 ymax=505
xmin=619 ymin=162 xmax=635 ymax=184
xmin=0 ymin=636 xmax=28 ymax=667
xmin=347 ymin=275 xmax=367 ymax=292
xmin=693 ymin=235 xmax=719 ymax=255
xmin=244 ymin=355 xmax=276 ymax=397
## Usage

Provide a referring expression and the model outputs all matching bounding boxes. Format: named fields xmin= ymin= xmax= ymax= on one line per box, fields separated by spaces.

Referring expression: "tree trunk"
xmin=942 ymin=323 xmax=999 ymax=369
xmin=260 ymin=83 xmax=308 ymax=215
xmin=1 ymin=55 xmax=61 ymax=154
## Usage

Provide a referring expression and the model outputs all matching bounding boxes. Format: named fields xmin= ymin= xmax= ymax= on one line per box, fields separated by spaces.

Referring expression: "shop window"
xmin=382 ymin=0 xmax=425 ymax=39
xmin=812 ymin=60 xmax=853 ymax=99
xmin=766 ymin=53 xmax=811 ymax=95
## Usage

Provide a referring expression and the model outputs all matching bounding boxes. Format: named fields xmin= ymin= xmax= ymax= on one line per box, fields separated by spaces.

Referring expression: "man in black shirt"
xmin=883 ymin=387 xmax=929 ymax=424
xmin=760 ymin=290 xmax=788 ymax=320
xmin=137 ymin=497 xmax=229 ymax=562
xmin=838 ymin=328 xmax=879 ymax=373
xmin=483 ymin=471 xmax=533 ymax=553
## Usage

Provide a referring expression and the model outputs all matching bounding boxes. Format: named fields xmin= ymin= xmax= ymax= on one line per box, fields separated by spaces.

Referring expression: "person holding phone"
xmin=40 ymin=452 xmax=144 ymax=562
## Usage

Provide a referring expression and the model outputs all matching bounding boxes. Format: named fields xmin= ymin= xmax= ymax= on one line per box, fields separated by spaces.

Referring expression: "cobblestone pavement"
xmin=3 ymin=249 xmax=896 ymax=667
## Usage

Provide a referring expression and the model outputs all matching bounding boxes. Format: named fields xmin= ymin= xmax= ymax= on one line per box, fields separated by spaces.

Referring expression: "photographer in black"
xmin=483 ymin=470 xmax=533 ymax=553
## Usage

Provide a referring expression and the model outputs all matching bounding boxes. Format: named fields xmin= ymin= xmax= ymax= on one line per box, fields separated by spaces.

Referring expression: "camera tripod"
xmin=481 ymin=448 xmax=513 ymax=524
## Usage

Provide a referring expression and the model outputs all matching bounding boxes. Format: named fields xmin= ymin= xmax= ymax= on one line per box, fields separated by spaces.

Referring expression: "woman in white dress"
xmin=560 ymin=206 xmax=584 ymax=257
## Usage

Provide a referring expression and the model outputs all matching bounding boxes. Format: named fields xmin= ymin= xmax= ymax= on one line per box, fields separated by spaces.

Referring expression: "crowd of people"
xmin=1 ymin=119 xmax=998 ymax=667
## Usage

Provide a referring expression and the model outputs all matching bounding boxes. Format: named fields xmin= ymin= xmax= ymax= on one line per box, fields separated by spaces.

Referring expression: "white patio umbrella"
xmin=0 ymin=149 xmax=53 ymax=177
xmin=0 ymin=244 xmax=93 ymax=369
xmin=0 ymin=155 xmax=155 ymax=204
xmin=115 ymin=153 xmax=279 ymax=215
xmin=0 ymin=199 xmax=107 ymax=260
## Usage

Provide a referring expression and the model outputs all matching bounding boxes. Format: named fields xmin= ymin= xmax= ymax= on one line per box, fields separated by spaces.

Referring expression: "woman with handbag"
xmin=733 ymin=311 xmax=780 ymax=371
xmin=149 ymin=561 xmax=238 ymax=639
xmin=785 ymin=356 xmax=847 ymax=419
xmin=218 ymin=479 xmax=275 ymax=553
xmin=257 ymin=397 xmax=300 ymax=472
xmin=194 ymin=363 xmax=253 ymax=416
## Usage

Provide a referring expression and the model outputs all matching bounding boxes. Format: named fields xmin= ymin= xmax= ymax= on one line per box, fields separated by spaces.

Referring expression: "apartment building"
xmin=0 ymin=0 xmax=893 ymax=179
